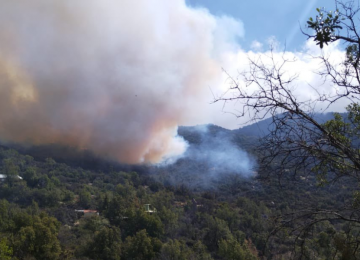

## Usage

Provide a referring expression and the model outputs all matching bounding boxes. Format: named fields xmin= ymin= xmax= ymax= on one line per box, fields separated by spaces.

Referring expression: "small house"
xmin=75 ymin=209 xmax=99 ymax=217
xmin=0 ymin=174 xmax=23 ymax=182
xmin=144 ymin=204 xmax=157 ymax=214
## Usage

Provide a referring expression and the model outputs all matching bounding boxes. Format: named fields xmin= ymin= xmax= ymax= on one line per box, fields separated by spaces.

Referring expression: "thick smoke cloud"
xmin=0 ymin=0 xmax=345 ymax=166
xmin=0 ymin=0 xmax=244 ymax=163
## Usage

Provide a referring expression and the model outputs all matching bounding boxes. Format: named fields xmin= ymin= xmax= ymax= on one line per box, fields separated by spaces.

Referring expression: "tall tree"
xmin=85 ymin=226 xmax=122 ymax=260
xmin=2 ymin=159 xmax=19 ymax=187
xmin=0 ymin=238 xmax=12 ymax=260
xmin=122 ymin=229 xmax=161 ymax=260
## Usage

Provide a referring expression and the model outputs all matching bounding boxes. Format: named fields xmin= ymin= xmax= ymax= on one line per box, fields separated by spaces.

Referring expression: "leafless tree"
xmin=215 ymin=1 xmax=360 ymax=258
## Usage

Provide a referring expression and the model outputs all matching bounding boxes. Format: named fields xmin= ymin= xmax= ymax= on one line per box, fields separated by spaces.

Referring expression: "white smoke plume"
xmin=0 ymin=0 xmax=244 ymax=163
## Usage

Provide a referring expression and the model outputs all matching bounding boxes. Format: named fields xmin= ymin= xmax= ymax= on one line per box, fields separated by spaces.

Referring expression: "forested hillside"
xmin=0 ymin=116 xmax=357 ymax=259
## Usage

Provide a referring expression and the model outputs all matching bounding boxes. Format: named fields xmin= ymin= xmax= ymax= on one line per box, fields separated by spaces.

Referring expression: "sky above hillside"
xmin=186 ymin=0 xmax=334 ymax=50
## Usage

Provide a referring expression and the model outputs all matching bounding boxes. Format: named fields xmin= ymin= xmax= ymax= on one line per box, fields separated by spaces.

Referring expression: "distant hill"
xmin=178 ymin=124 xmax=232 ymax=145
xmin=0 ymin=112 xmax=343 ymax=176
xmin=233 ymin=112 xmax=342 ymax=137
xmin=178 ymin=112 xmax=342 ymax=148
xmin=0 ymin=142 xmax=149 ymax=174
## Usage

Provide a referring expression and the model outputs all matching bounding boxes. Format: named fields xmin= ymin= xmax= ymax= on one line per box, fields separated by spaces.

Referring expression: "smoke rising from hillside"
xmin=0 ymin=0 xmax=244 ymax=163
xmin=183 ymin=125 xmax=255 ymax=177
xmin=157 ymin=125 xmax=256 ymax=188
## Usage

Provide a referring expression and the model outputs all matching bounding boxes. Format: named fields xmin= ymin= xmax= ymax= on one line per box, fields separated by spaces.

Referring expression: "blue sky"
xmin=186 ymin=0 xmax=335 ymax=50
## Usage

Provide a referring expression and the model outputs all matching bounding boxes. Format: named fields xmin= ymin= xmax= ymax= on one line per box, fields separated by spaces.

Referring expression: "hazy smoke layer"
xmin=181 ymin=125 xmax=255 ymax=177
xmin=0 ymin=0 xmax=242 ymax=163
xmin=157 ymin=124 xmax=256 ymax=188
